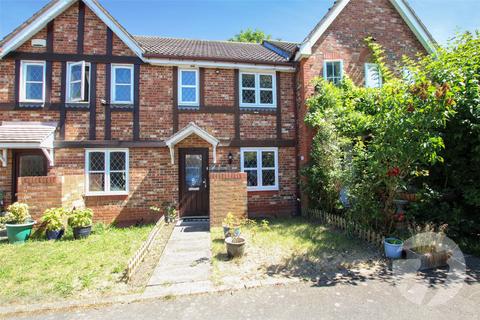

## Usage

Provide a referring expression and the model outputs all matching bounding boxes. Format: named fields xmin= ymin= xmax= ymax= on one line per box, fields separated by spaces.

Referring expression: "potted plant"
xmin=150 ymin=201 xmax=177 ymax=224
xmin=384 ymin=237 xmax=404 ymax=259
xmin=222 ymin=212 xmax=241 ymax=238
xmin=68 ymin=208 xmax=94 ymax=239
xmin=41 ymin=207 xmax=68 ymax=240
xmin=0 ymin=203 xmax=35 ymax=244
xmin=225 ymin=231 xmax=246 ymax=258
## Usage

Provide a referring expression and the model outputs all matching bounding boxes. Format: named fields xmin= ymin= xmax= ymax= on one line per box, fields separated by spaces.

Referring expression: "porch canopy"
xmin=165 ymin=122 xmax=219 ymax=164
xmin=0 ymin=121 xmax=57 ymax=167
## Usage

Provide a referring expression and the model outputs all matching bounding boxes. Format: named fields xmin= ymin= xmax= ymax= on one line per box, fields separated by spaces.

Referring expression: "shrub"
xmin=68 ymin=208 xmax=94 ymax=228
xmin=41 ymin=207 xmax=69 ymax=231
xmin=0 ymin=203 xmax=31 ymax=226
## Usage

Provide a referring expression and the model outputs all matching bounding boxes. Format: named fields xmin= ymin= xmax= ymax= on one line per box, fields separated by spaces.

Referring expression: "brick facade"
xmin=0 ymin=0 xmax=429 ymax=224
xmin=209 ymin=171 xmax=247 ymax=227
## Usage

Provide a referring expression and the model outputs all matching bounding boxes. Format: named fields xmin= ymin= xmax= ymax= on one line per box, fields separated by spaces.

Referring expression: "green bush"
xmin=68 ymin=208 xmax=94 ymax=228
xmin=0 ymin=203 xmax=31 ymax=226
xmin=41 ymin=207 xmax=69 ymax=231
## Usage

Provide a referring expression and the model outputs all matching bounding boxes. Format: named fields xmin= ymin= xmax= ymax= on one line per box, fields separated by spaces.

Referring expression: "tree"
xmin=229 ymin=28 xmax=272 ymax=43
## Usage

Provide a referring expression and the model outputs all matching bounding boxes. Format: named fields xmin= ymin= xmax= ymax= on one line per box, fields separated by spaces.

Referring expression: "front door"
xmin=179 ymin=148 xmax=209 ymax=217
xmin=12 ymin=150 xmax=48 ymax=202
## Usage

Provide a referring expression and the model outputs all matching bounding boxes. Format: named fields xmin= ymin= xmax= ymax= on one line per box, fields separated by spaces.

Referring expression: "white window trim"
xmin=85 ymin=149 xmax=129 ymax=196
xmin=20 ymin=60 xmax=46 ymax=103
xmin=111 ymin=64 xmax=134 ymax=104
xmin=240 ymin=147 xmax=279 ymax=191
xmin=323 ymin=60 xmax=344 ymax=84
xmin=178 ymin=68 xmax=199 ymax=106
xmin=66 ymin=61 xmax=91 ymax=103
xmin=239 ymin=71 xmax=277 ymax=108
xmin=365 ymin=63 xmax=382 ymax=88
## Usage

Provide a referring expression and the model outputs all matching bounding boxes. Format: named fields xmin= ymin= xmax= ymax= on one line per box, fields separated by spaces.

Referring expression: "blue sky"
xmin=0 ymin=0 xmax=478 ymax=45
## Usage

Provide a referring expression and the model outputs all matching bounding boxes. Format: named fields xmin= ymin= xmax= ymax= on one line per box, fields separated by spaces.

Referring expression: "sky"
xmin=0 ymin=0 xmax=479 ymax=45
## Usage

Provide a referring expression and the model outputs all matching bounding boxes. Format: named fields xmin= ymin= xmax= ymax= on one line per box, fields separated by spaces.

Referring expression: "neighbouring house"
xmin=0 ymin=0 xmax=434 ymax=225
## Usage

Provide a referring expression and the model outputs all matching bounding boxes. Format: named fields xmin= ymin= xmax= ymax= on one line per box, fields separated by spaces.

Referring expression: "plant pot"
xmin=225 ymin=236 xmax=246 ymax=258
xmin=406 ymin=247 xmax=451 ymax=270
xmin=73 ymin=225 xmax=92 ymax=239
xmin=46 ymin=229 xmax=64 ymax=241
xmin=5 ymin=220 xmax=36 ymax=244
xmin=384 ymin=237 xmax=404 ymax=259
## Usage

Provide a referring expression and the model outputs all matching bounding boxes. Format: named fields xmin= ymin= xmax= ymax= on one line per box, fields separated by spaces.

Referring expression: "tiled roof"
xmin=134 ymin=36 xmax=292 ymax=65
xmin=263 ymin=40 xmax=299 ymax=59
xmin=0 ymin=122 xmax=57 ymax=144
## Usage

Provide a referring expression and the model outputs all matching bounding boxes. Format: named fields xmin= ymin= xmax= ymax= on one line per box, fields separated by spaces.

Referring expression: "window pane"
xmin=260 ymin=75 xmax=272 ymax=88
xmin=243 ymin=152 xmax=257 ymax=168
xmin=185 ymin=154 xmax=202 ymax=188
xmin=115 ymin=85 xmax=131 ymax=102
xmin=89 ymin=152 xmax=105 ymax=171
xmin=242 ymin=89 xmax=256 ymax=104
xmin=246 ymin=170 xmax=258 ymax=187
xmin=181 ymin=87 xmax=197 ymax=102
xmin=110 ymin=172 xmax=126 ymax=191
xmin=71 ymin=64 xmax=82 ymax=82
xmin=110 ymin=152 xmax=126 ymax=171
xmin=262 ymin=151 xmax=275 ymax=167
xmin=181 ymin=71 xmax=196 ymax=86
xmin=115 ymin=68 xmax=131 ymax=84
xmin=333 ymin=62 xmax=341 ymax=77
xmin=89 ymin=173 xmax=105 ymax=192
xmin=26 ymin=65 xmax=43 ymax=81
xmin=242 ymin=74 xmax=255 ymax=88
xmin=69 ymin=82 xmax=81 ymax=100
xmin=25 ymin=83 xmax=43 ymax=100
xmin=262 ymin=170 xmax=276 ymax=186
xmin=260 ymin=90 xmax=273 ymax=104
xmin=326 ymin=63 xmax=333 ymax=78
xmin=19 ymin=155 xmax=45 ymax=177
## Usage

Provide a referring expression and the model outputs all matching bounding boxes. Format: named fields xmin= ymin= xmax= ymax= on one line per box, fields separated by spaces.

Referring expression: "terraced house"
xmin=0 ymin=0 xmax=434 ymax=225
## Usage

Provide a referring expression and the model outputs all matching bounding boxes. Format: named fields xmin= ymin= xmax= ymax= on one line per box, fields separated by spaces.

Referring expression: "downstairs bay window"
xmin=240 ymin=148 xmax=279 ymax=191
xmin=85 ymin=149 xmax=129 ymax=195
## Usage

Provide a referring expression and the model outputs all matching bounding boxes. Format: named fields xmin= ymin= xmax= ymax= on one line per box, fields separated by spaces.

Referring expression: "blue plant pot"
xmin=46 ymin=229 xmax=64 ymax=241
xmin=73 ymin=226 xmax=92 ymax=240
xmin=384 ymin=237 xmax=404 ymax=259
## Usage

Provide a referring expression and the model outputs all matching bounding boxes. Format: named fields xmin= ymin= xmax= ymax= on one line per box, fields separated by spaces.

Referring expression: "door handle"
xmin=203 ymin=179 xmax=207 ymax=189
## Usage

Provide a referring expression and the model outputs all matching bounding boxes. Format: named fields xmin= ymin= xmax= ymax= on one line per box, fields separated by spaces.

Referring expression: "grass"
xmin=0 ymin=223 xmax=152 ymax=304
xmin=211 ymin=217 xmax=378 ymax=283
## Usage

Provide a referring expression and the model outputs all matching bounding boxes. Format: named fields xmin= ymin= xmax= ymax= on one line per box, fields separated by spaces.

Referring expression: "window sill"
xmin=247 ymin=187 xmax=279 ymax=192
xmin=85 ymin=192 xmax=129 ymax=197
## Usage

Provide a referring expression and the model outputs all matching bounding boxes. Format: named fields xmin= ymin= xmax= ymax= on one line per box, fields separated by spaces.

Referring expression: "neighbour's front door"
xmin=12 ymin=150 xmax=48 ymax=202
xmin=179 ymin=148 xmax=209 ymax=217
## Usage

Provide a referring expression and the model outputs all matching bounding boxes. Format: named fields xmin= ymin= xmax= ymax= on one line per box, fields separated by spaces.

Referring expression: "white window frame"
xmin=178 ymin=68 xmax=199 ymax=106
xmin=364 ymin=63 xmax=382 ymax=88
xmin=239 ymin=71 xmax=277 ymax=108
xmin=66 ymin=61 xmax=91 ymax=102
xmin=20 ymin=60 xmax=46 ymax=103
xmin=111 ymin=64 xmax=134 ymax=104
xmin=323 ymin=60 xmax=344 ymax=84
xmin=85 ymin=149 xmax=129 ymax=196
xmin=240 ymin=147 xmax=279 ymax=191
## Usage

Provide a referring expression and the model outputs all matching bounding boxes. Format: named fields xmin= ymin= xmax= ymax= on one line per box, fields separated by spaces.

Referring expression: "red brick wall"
xmin=17 ymin=176 xmax=63 ymax=221
xmin=297 ymin=0 xmax=429 ymax=207
xmin=209 ymin=171 xmax=247 ymax=227
xmin=204 ymin=68 xmax=235 ymax=107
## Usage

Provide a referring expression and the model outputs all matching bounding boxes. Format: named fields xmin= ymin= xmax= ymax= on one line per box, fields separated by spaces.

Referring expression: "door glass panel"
xmin=185 ymin=154 xmax=202 ymax=189
xmin=19 ymin=155 xmax=45 ymax=177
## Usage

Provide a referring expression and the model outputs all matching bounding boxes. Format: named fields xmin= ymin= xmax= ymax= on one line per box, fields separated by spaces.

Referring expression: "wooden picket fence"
xmin=304 ymin=208 xmax=385 ymax=248
xmin=125 ymin=215 xmax=165 ymax=281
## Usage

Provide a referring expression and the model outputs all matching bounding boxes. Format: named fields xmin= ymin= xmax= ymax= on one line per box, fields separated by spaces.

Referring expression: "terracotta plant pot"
xmin=406 ymin=247 xmax=451 ymax=270
xmin=225 ymin=236 xmax=246 ymax=258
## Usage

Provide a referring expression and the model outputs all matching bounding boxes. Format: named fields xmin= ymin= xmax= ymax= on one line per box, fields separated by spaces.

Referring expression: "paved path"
xmin=143 ymin=219 xmax=214 ymax=297
xmin=9 ymin=279 xmax=479 ymax=320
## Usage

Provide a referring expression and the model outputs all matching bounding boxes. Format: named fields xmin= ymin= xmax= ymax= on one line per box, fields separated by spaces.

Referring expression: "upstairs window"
xmin=20 ymin=61 xmax=45 ymax=103
xmin=240 ymin=148 xmax=279 ymax=191
xmin=67 ymin=61 xmax=90 ymax=103
xmin=178 ymin=69 xmax=199 ymax=106
xmin=240 ymin=72 xmax=276 ymax=108
xmin=85 ymin=149 xmax=129 ymax=195
xmin=365 ymin=63 xmax=382 ymax=88
xmin=323 ymin=60 xmax=343 ymax=85
xmin=111 ymin=64 xmax=133 ymax=104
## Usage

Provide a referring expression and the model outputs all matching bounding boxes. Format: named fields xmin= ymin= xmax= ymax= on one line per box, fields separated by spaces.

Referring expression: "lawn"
xmin=0 ymin=224 xmax=152 ymax=305
xmin=211 ymin=218 xmax=381 ymax=285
